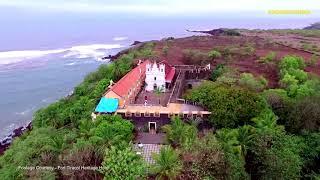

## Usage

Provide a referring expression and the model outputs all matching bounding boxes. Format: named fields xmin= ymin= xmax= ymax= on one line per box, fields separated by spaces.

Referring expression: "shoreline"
xmin=0 ymin=121 xmax=32 ymax=155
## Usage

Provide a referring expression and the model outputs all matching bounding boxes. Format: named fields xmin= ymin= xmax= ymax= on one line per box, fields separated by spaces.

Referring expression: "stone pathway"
xmin=134 ymin=144 xmax=167 ymax=164
xmin=135 ymin=132 xmax=166 ymax=144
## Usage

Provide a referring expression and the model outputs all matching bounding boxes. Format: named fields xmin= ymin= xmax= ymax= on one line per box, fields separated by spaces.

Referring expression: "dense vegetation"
xmin=182 ymin=55 xmax=320 ymax=179
xmin=0 ymin=39 xmax=319 ymax=180
xmin=0 ymin=43 xmax=157 ymax=179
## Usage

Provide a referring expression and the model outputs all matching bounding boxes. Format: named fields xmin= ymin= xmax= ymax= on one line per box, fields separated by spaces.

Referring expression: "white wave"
xmin=0 ymin=49 xmax=66 ymax=65
xmin=15 ymin=106 xmax=36 ymax=116
xmin=0 ymin=43 xmax=124 ymax=65
xmin=63 ymin=44 xmax=123 ymax=60
xmin=65 ymin=62 xmax=76 ymax=66
xmin=113 ymin=36 xmax=128 ymax=41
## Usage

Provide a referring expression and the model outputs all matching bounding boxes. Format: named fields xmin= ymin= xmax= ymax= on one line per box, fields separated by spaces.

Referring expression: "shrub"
xmin=248 ymin=130 xmax=304 ymax=180
xmin=0 ymin=128 xmax=76 ymax=179
xmin=215 ymin=69 xmax=239 ymax=86
xmin=183 ymin=134 xmax=230 ymax=179
xmin=238 ymin=73 xmax=268 ymax=91
xmin=243 ymin=44 xmax=256 ymax=56
xmin=279 ymin=55 xmax=305 ymax=72
xmin=100 ymin=145 xmax=146 ymax=180
xmin=308 ymin=54 xmax=319 ymax=66
xmin=223 ymin=29 xmax=241 ymax=36
xmin=285 ymin=96 xmax=320 ymax=134
xmin=91 ymin=115 xmax=134 ymax=146
xmin=210 ymin=64 xmax=225 ymax=81
xmin=208 ymin=50 xmax=222 ymax=60
xmin=278 ymin=55 xmax=320 ymax=98
xmin=182 ymin=49 xmax=210 ymax=65
xmin=162 ymin=45 xmax=169 ymax=56
xmin=258 ymin=51 xmax=277 ymax=63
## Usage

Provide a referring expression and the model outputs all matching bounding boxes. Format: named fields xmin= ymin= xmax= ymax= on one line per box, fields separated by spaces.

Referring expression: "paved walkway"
xmin=134 ymin=144 xmax=167 ymax=164
xmin=135 ymin=132 xmax=166 ymax=144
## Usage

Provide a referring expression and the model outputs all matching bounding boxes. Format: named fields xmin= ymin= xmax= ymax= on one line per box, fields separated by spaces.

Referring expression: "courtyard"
xmin=134 ymin=88 xmax=172 ymax=106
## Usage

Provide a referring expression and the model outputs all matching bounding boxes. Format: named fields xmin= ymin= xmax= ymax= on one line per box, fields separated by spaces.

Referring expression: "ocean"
xmin=0 ymin=8 xmax=318 ymax=139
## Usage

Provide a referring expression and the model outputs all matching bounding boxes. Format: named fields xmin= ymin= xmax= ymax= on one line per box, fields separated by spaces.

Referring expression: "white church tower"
xmin=145 ymin=61 xmax=166 ymax=92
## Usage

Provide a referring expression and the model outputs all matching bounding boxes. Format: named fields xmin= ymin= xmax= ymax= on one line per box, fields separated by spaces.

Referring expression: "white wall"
xmin=145 ymin=62 xmax=166 ymax=92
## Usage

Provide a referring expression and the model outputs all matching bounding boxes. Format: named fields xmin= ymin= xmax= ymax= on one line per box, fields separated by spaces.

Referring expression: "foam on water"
xmin=63 ymin=44 xmax=124 ymax=59
xmin=0 ymin=49 xmax=66 ymax=65
xmin=0 ymin=43 xmax=124 ymax=65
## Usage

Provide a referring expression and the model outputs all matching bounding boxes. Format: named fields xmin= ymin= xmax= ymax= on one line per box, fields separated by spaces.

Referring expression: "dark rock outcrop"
xmin=131 ymin=41 xmax=142 ymax=46
xmin=304 ymin=22 xmax=320 ymax=30
xmin=187 ymin=28 xmax=241 ymax=36
xmin=0 ymin=121 xmax=32 ymax=155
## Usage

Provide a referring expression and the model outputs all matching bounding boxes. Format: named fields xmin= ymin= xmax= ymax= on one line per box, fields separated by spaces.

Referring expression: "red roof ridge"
xmin=107 ymin=60 xmax=150 ymax=97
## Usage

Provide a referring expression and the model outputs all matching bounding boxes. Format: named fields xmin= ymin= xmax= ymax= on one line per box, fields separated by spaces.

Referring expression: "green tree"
xmin=100 ymin=145 xmax=146 ymax=180
xmin=285 ymin=96 xmax=320 ymax=134
xmin=185 ymin=82 xmax=267 ymax=128
xmin=216 ymin=129 xmax=249 ymax=179
xmin=252 ymin=109 xmax=283 ymax=135
xmin=181 ymin=134 xmax=230 ymax=179
xmin=151 ymin=146 xmax=182 ymax=180
xmin=237 ymin=125 xmax=255 ymax=157
xmin=279 ymin=55 xmax=305 ymax=71
xmin=0 ymin=128 xmax=76 ymax=179
xmin=90 ymin=115 xmax=134 ymax=146
xmin=61 ymin=140 xmax=103 ymax=179
xmin=248 ymin=131 xmax=304 ymax=180
xmin=162 ymin=116 xmax=197 ymax=149
xmin=300 ymin=132 xmax=320 ymax=178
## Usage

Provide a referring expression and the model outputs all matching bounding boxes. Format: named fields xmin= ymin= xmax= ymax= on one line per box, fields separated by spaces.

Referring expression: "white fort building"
xmin=145 ymin=61 xmax=175 ymax=92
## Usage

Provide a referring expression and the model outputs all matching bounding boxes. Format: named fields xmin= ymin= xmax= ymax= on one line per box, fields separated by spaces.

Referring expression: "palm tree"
xmin=162 ymin=116 xmax=197 ymax=148
xmin=237 ymin=125 xmax=254 ymax=157
xmin=78 ymin=119 xmax=94 ymax=139
xmin=162 ymin=117 xmax=185 ymax=147
xmin=252 ymin=110 xmax=283 ymax=134
xmin=151 ymin=146 xmax=182 ymax=180
xmin=216 ymin=129 xmax=241 ymax=156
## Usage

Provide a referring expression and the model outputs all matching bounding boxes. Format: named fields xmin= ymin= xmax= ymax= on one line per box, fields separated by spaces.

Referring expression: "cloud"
xmin=0 ymin=0 xmax=319 ymax=15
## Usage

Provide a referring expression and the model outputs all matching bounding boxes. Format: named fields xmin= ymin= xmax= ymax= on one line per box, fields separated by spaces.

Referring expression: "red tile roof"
xmin=160 ymin=60 xmax=175 ymax=82
xmin=166 ymin=68 xmax=175 ymax=82
xmin=109 ymin=60 xmax=150 ymax=97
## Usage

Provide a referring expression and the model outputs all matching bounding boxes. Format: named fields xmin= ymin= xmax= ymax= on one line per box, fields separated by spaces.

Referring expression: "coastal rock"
xmin=131 ymin=41 xmax=142 ymax=46
xmin=187 ymin=28 xmax=241 ymax=36
xmin=303 ymin=22 xmax=320 ymax=30
xmin=0 ymin=121 xmax=32 ymax=155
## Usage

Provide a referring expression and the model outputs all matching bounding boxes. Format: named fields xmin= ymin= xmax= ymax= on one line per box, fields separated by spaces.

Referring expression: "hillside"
xmin=146 ymin=33 xmax=320 ymax=88
xmin=304 ymin=22 xmax=320 ymax=30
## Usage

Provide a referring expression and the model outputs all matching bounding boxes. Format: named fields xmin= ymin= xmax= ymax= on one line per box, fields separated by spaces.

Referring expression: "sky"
xmin=0 ymin=0 xmax=319 ymax=17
